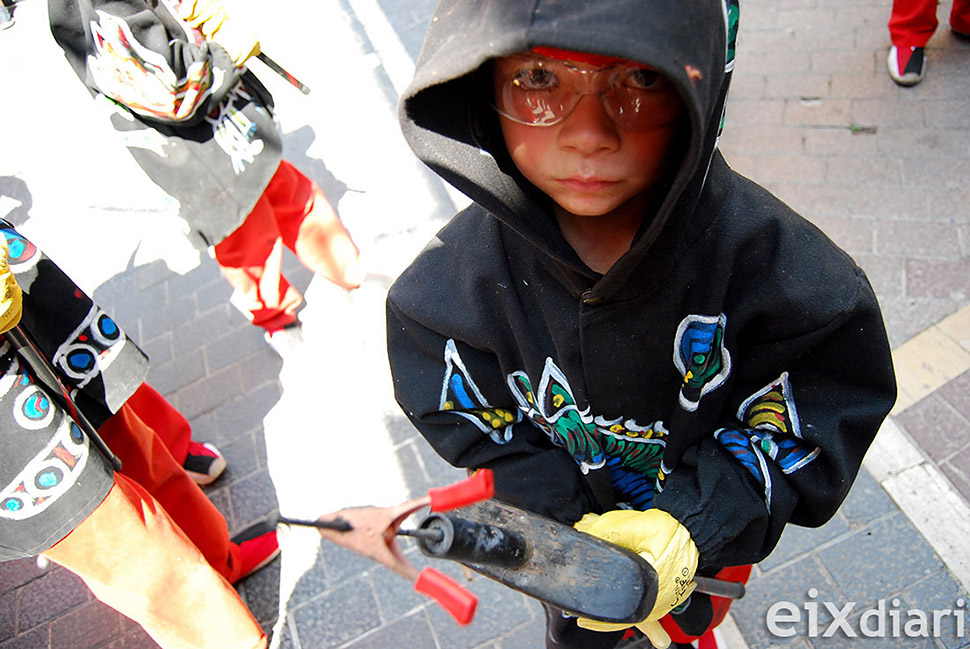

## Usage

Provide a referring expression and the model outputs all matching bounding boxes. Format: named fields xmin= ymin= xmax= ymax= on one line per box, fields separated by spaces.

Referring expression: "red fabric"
xmin=94 ymin=384 xmax=245 ymax=582
xmin=889 ymin=0 xmax=970 ymax=47
xmin=661 ymin=565 xmax=753 ymax=644
xmin=45 ymin=476 xmax=266 ymax=649
xmin=531 ymin=46 xmax=633 ymax=68
xmin=213 ymin=160 xmax=360 ymax=332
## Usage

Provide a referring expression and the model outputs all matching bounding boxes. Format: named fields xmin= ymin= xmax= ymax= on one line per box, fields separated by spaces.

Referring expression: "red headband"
xmin=531 ymin=46 xmax=633 ymax=68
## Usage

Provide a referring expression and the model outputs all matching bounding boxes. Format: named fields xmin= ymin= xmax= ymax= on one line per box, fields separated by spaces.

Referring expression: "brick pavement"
xmin=1 ymin=0 xmax=969 ymax=647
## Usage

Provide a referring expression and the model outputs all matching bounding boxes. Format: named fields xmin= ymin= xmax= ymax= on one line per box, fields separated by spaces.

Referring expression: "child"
xmin=387 ymin=1 xmax=897 ymax=648
xmin=47 ymin=0 xmax=364 ymax=351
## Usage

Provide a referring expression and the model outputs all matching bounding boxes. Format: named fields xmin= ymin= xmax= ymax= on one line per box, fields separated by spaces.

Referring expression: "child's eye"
xmin=511 ymin=68 xmax=558 ymax=91
xmin=627 ymin=69 xmax=665 ymax=90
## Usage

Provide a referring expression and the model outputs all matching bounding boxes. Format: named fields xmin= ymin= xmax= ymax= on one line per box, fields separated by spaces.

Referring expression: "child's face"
xmin=492 ymin=53 xmax=684 ymax=219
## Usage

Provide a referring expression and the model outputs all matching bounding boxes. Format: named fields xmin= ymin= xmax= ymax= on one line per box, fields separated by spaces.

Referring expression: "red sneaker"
xmin=183 ymin=441 xmax=227 ymax=486
xmin=231 ymin=521 xmax=281 ymax=582
xmin=887 ymin=45 xmax=926 ymax=86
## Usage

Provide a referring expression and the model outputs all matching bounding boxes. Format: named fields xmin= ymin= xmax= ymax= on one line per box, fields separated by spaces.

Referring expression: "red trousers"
xmin=889 ymin=0 xmax=970 ymax=47
xmin=213 ymin=160 xmax=361 ymax=332
xmin=43 ymin=385 xmax=264 ymax=649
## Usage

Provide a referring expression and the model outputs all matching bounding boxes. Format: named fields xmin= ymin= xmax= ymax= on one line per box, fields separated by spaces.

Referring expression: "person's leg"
xmin=97 ymin=395 xmax=243 ymax=581
xmin=266 ymin=160 xmax=363 ymax=290
xmin=887 ymin=0 xmax=938 ymax=84
xmin=124 ymin=383 xmax=226 ymax=484
xmin=889 ymin=0 xmax=939 ymax=47
xmin=951 ymin=0 xmax=970 ymax=35
xmin=213 ymin=175 xmax=304 ymax=333
xmin=44 ymin=475 xmax=267 ymax=649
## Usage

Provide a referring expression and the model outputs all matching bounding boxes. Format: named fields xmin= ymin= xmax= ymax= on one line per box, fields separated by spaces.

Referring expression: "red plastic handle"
xmin=414 ymin=567 xmax=477 ymax=625
xmin=428 ymin=469 xmax=495 ymax=511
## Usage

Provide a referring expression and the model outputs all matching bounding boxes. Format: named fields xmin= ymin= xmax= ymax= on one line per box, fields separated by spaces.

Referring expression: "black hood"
xmin=400 ymin=0 xmax=735 ymax=298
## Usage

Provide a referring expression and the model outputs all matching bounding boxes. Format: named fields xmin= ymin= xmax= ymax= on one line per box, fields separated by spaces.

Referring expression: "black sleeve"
xmin=656 ymin=269 xmax=896 ymax=569
xmin=386 ymin=297 xmax=599 ymax=523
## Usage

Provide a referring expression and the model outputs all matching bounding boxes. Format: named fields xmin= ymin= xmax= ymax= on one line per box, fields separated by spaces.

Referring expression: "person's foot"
xmin=231 ymin=520 xmax=281 ymax=582
xmin=183 ymin=441 xmax=227 ymax=485
xmin=887 ymin=45 xmax=926 ymax=86
xmin=264 ymin=320 xmax=303 ymax=358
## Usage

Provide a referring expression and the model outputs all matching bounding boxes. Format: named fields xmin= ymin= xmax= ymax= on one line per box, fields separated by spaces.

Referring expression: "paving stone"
xmin=784 ymin=98 xmax=852 ymax=128
xmin=172 ymin=365 xmax=246 ymax=420
xmin=17 ymin=567 xmax=89 ymax=631
xmin=0 ymin=625 xmax=49 ymax=649
xmin=941 ymin=371 xmax=970 ymax=425
xmin=170 ymin=303 xmax=235 ymax=357
xmin=0 ymin=592 xmax=15 ymax=641
xmin=495 ymin=615 xmax=549 ymax=649
xmin=427 ymin=575 xmax=536 ymax=649
xmin=212 ymin=383 xmax=282 ymax=444
xmin=759 ymin=514 xmax=850 ymax=572
xmin=906 ymin=258 xmax=970 ymax=300
xmin=0 ymin=558 xmax=48 ymax=591
xmin=319 ymin=541 xmax=379 ymax=589
xmin=876 ymin=221 xmax=963 ymax=258
xmin=291 ymin=577 xmax=383 ymax=649
xmin=204 ymin=325 xmax=267 ymax=372
xmin=879 ymin=295 xmax=964 ymax=348
xmin=285 ymin=546 xmax=333 ymax=609
xmin=238 ymin=557 xmax=282 ymax=628
xmin=145 ymin=350 xmax=206 ymax=397
xmin=896 ymin=393 xmax=970 ymax=462
xmin=731 ymin=556 xmax=843 ymax=649
xmin=141 ymin=293 xmax=195 ymax=342
xmin=344 ymin=611 xmax=437 ymax=649
xmin=228 ymin=469 xmax=280 ymax=530
xmin=817 ymin=513 xmax=944 ymax=607
xmin=940 ymin=451 xmax=970 ymax=505
xmin=218 ymin=433 xmax=262 ymax=482
xmin=852 ymin=254 xmax=903 ymax=298
xmin=49 ymin=599 xmax=125 ymax=649
xmin=903 ymin=570 xmax=970 ymax=649
xmin=838 ymin=468 xmax=898 ymax=527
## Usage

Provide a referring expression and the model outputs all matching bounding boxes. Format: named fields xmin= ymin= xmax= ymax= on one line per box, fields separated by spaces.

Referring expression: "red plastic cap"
xmin=414 ymin=568 xmax=477 ymax=625
xmin=428 ymin=468 xmax=495 ymax=511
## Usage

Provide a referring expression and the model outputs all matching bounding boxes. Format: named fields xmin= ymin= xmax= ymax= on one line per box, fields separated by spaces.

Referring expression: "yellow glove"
xmin=0 ymin=238 xmax=23 ymax=334
xmin=178 ymin=0 xmax=260 ymax=66
xmin=574 ymin=509 xmax=699 ymax=649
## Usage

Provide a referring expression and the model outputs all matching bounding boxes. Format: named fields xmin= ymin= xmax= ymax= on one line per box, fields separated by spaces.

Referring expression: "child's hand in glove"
xmin=0 ymin=238 xmax=23 ymax=334
xmin=573 ymin=509 xmax=699 ymax=649
xmin=177 ymin=0 xmax=260 ymax=66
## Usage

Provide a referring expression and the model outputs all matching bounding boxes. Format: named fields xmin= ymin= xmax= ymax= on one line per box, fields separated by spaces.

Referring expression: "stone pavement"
xmin=0 ymin=0 xmax=968 ymax=647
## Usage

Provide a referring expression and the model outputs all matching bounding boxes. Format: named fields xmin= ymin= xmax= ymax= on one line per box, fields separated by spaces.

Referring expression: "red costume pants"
xmin=43 ymin=384 xmax=264 ymax=649
xmin=889 ymin=0 xmax=970 ymax=47
xmin=213 ymin=160 xmax=361 ymax=332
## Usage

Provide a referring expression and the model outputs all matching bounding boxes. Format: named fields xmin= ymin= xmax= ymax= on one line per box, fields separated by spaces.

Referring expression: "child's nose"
xmin=558 ymin=94 xmax=620 ymax=154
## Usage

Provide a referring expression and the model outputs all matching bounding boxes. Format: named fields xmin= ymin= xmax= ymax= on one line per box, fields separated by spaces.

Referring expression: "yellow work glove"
xmin=574 ymin=509 xmax=699 ymax=649
xmin=178 ymin=0 xmax=260 ymax=66
xmin=0 ymin=238 xmax=23 ymax=334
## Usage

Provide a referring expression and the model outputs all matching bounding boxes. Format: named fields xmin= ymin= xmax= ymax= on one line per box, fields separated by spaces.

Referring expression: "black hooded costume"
xmin=387 ymin=0 xmax=896 ymax=643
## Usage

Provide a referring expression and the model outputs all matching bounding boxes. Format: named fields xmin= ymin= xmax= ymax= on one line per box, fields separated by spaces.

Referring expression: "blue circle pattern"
xmin=23 ymin=393 xmax=50 ymax=422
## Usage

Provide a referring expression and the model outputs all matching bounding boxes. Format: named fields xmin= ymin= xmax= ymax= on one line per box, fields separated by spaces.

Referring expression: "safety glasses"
xmin=492 ymin=54 xmax=682 ymax=131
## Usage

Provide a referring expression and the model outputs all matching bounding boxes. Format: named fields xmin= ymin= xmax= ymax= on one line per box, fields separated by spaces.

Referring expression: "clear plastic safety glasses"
xmin=492 ymin=55 xmax=682 ymax=131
